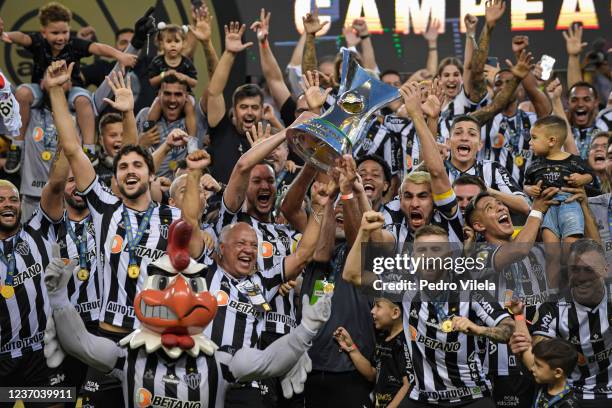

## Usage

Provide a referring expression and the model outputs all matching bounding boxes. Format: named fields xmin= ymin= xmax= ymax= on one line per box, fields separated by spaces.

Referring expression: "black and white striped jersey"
xmin=204 ymin=263 xmax=282 ymax=349
xmin=79 ymin=177 xmax=181 ymax=330
xmin=480 ymin=110 xmax=537 ymax=186
xmin=472 ymin=244 xmax=549 ymax=377
xmin=402 ymin=288 xmax=509 ymax=403
xmin=57 ymin=214 xmax=101 ymax=322
xmin=439 ymin=88 xmax=491 ymax=143
xmin=111 ymin=345 xmax=236 ymax=408
xmin=355 ymin=115 xmax=421 ymax=179
xmin=532 ymin=284 xmax=612 ymax=402
xmin=385 ymin=192 xmax=464 ymax=246
xmin=445 ymin=160 xmax=527 ymax=199
xmin=214 ymin=198 xmax=300 ymax=335
xmin=0 ymin=208 xmax=57 ymax=360
xmin=596 ymin=108 xmax=611 ymax=132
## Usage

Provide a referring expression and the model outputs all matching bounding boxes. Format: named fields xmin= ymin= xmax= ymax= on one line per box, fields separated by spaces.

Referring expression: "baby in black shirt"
xmin=524 ymin=116 xmax=595 ymax=285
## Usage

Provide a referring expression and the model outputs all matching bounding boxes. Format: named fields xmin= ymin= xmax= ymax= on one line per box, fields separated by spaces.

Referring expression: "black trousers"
xmin=304 ymin=369 xmax=373 ymax=408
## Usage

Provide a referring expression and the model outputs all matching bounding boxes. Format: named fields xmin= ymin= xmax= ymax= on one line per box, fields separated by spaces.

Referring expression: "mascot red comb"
xmin=44 ymin=219 xmax=331 ymax=407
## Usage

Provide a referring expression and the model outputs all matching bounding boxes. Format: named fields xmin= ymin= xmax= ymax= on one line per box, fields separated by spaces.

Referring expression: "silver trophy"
xmin=287 ymin=49 xmax=401 ymax=171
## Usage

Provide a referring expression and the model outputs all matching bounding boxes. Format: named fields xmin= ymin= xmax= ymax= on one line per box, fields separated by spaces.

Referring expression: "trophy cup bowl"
xmin=287 ymin=49 xmax=401 ymax=171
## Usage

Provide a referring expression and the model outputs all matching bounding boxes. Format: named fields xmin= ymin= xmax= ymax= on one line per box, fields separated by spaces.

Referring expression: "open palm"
xmin=225 ymin=22 xmax=252 ymax=53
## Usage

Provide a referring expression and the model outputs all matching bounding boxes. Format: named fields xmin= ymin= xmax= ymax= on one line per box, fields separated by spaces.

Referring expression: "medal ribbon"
xmin=608 ymin=198 xmax=612 ymax=242
xmin=65 ymin=216 xmax=91 ymax=271
xmin=510 ymin=263 xmax=525 ymax=298
xmin=533 ymin=384 xmax=571 ymax=408
xmin=0 ymin=236 xmax=17 ymax=286
xmin=122 ymin=202 xmax=156 ymax=267
xmin=431 ymin=290 xmax=450 ymax=323
xmin=40 ymin=112 xmax=56 ymax=153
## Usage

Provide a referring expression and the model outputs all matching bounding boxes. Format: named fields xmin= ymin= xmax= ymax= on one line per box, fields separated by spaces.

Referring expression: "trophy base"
xmin=286 ymin=119 xmax=351 ymax=172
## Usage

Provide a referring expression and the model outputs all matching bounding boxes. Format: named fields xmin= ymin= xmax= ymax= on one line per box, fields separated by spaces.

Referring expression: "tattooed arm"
xmin=452 ymin=316 xmax=515 ymax=343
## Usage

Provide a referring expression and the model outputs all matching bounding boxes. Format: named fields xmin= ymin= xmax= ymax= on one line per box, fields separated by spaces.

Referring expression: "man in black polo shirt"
xmin=207 ymin=22 xmax=263 ymax=184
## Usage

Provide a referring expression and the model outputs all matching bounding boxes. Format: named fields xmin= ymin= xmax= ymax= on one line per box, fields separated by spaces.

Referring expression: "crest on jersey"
xmin=183 ymin=372 xmax=201 ymax=390
xmin=15 ymin=241 xmax=30 ymax=256
xmin=160 ymin=224 xmax=169 ymax=240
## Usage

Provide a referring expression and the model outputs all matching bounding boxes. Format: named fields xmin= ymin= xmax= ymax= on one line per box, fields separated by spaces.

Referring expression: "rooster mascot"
xmin=43 ymin=219 xmax=331 ymax=407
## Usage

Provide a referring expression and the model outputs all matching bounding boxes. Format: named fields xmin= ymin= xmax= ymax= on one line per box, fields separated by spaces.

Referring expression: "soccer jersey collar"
xmin=120 ymin=326 xmax=218 ymax=359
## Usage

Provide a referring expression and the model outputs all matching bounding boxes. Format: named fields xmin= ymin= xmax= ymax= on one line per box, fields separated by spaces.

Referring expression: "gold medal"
xmin=77 ymin=268 xmax=89 ymax=281
xmin=514 ymin=155 xmax=524 ymax=167
xmin=441 ymin=319 xmax=453 ymax=333
xmin=1 ymin=285 xmax=15 ymax=299
xmin=128 ymin=265 xmax=140 ymax=279
xmin=41 ymin=150 xmax=52 ymax=161
xmin=323 ymin=282 xmax=335 ymax=294
xmin=168 ymin=160 xmax=177 ymax=170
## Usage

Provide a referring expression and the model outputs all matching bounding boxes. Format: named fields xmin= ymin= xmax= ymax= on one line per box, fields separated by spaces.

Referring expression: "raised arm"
xmin=283 ymin=207 xmax=323 ymax=282
xmin=352 ymin=19 xmax=377 ymax=71
xmin=280 ymin=164 xmax=317 ymax=233
xmin=253 ymin=9 xmax=291 ymax=108
xmin=47 ymin=61 xmax=96 ymax=192
xmin=401 ymin=82 xmax=453 ymax=202
xmin=223 ymin=123 xmax=287 ymax=212
xmin=183 ymin=150 xmax=212 ymax=258
xmin=333 ymin=327 xmax=376 ymax=382
xmin=422 ymin=18 xmax=441 ymax=77
xmin=301 ymin=8 xmax=328 ymax=75
xmin=462 ymin=14 xmax=478 ymax=96
xmin=511 ymin=36 xmax=551 ymax=118
xmin=207 ymin=22 xmax=253 ymax=128
xmin=563 ymin=24 xmax=586 ymax=90
xmin=343 ymin=211 xmax=384 ymax=286
xmin=188 ymin=5 xmax=219 ymax=77
xmin=40 ymin=150 xmax=69 ymax=222
xmin=0 ymin=18 xmax=32 ymax=47
xmin=471 ymin=50 xmax=533 ymax=125
xmin=289 ymin=32 xmax=306 ymax=68
xmin=103 ymin=71 xmax=137 ymax=145
xmin=468 ymin=0 xmax=506 ymax=103
xmin=547 ymin=79 xmax=579 ymax=155
xmin=313 ymin=183 xmax=337 ymax=262
xmin=151 ymin=129 xmax=188 ymax=172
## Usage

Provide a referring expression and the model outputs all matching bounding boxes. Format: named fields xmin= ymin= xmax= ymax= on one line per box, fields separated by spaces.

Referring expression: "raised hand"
xmin=360 ymin=211 xmax=385 ymax=233
xmin=186 ymin=149 xmax=212 ymax=170
xmin=77 ymin=26 xmax=96 ymax=41
xmin=190 ymin=5 xmax=213 ymax=42
xmin=511 ymin=35 xmax=529 ymax=56
xmin=103 ymin=70 xmax=134 ymax=112
xmin=464 ymin=14 xmax=478 ymax=36
xmin=506 ymin=49 xmax=534 ymax=80
xmin=546 ymin=78 xmax=563 ymax=101
xmin=399 ymin=82 xmax=423 ymax=118
xmin=301 ymin=293 xmax=332 ymax=332
xmin=302 ymin=6 xmax=328 ymax=35
xmin=300 ymin=70 xmax=332 ymax=111
xmin=44 ymin=244 xmax=77 ymax=294
xmin=342 ymin=25 xmax=360 ymax=47
xmin=45 ymin=60 xmax=74 ymax=88
xmin=224 ymin=21 xmax=253 ymax=53
xmin=250 ymin=8 xmax=271 ymax=42
xmin=245 ymin=121 xmax=271 ymax=146
xmin=563 ymin=24 xmax=587 ymax=56
xmin=485 ymin=0 xmax=506 ymax=28
xmin=336 ymin=154 xmax=357 ymax=195
xmin=421 ymin=79 xmax=443 ymax=118
xmin=352 ymin=18 xmax=369 ymax=37
xmin=423 ymin=18 xmax=441 ymax=43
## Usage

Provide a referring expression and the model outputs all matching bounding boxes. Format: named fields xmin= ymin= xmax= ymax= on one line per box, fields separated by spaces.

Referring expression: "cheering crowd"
xmin=0 ymin=1 xmax=611 ymax=407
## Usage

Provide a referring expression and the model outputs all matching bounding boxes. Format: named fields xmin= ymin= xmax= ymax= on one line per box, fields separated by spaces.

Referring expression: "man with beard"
xmin=567 ymin=82 xmax=606 ymax=159
xmin=207 ymin=22 xmax=264 ymax=184
xmin=510 ymin=239 xmax=612 ymax=408
xmin=136 ymin=73 xmax=206 ymax=180
xmin=464 ymin=184 xmax=563 ymax=408
xmin=480 ymin=36 xmax=551 ymax=186
xmin=94 ymin=71 xmax=138 ymax=188
xmin=48 ymin=60 xmax=182 ymax=407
